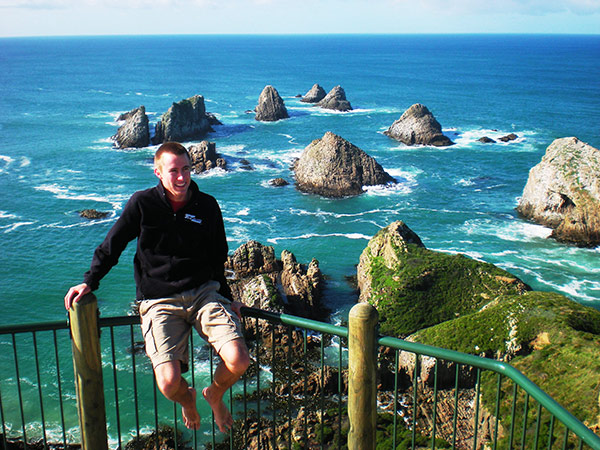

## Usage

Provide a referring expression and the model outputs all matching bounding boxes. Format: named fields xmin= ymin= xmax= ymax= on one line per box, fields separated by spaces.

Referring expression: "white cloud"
xmin=390 ymin=0 xmax=600 ymax=15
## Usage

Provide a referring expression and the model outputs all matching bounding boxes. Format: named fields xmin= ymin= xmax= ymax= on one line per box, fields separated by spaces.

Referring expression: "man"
xmin=64 ymin=142 xmax=249 ymax=432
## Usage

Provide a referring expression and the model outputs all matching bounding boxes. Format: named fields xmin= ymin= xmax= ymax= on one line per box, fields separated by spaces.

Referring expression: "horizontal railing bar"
xmin=0 ymin=319 xmax=69 ymax=334
xmin=377 ymin=335 xmax=600 ymax=450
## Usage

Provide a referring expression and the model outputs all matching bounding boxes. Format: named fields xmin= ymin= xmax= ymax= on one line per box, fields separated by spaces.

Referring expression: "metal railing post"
xmin=69 ymin=293 xmax=109 ymax=450
xmin=348 ymin=303 xmax=378 ymax=450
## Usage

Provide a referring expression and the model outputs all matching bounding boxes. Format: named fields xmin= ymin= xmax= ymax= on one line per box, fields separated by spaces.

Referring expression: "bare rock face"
xmin=300 ymin=83 xmax=326 ymax=103
xmin=187 ymin=141 xmax=226 ymax=173
xmin=316 ymin=85 xmax=352 ymax=111
xmin=152 ymin=95 xmax=212 ymax=144
xmin=225 ymin=240 xmax=326 ymax=320
xmin=293 ymin=132 xmax=396 ymax=198
xmin=384 ymin=103 xmax=454 ymax=147
xmin=255 ymin=85 xmax=289 ymax=122
xmin=113 ymin=106 xmax=149 ymax=149
xmin=517 ymin=137 xmax=600 ymax=247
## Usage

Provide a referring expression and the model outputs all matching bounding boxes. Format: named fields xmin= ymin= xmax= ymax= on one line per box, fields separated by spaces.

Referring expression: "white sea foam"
xmin=0 ymin=210 xmax=18 ymax=219
xmin=287 ymin=207 xmax=397 ymax=220
xmin=461 ymin=218 xmax=552 ymax=242
xmin=0 ymin=154 xmax=14 ymax=174
xmin=451 ymin=127 xmax=536 ymax=149
xmin=267 ymin=232 xmax=371 ymax=245
xmin=33 ymin=183 xmax=125 ymax=211
xmin=363 ymin=181 xmax=412 ymax=196
xmin=2 ymin=221 xmax=35 ymax=233
xmin=236 ymin=207 xmax=250 ymax=216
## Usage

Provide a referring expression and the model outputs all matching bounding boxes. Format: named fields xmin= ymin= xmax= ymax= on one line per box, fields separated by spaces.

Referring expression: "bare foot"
xmin=181 ymin=387 xmax=201 ymax=430
xmin=203 ymin=386 xmax=233 ymax=432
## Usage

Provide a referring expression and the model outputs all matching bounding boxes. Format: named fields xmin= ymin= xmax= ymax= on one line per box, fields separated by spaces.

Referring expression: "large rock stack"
xmin=293 ymin=132 xmax=395 ymax=197
xmin=113 ymin=106 xmax=150 ymax=149
xmin=316 ymin=85 xmax=352 ymax=111
xmin=517 ymin=137 xmax=600 ymax=247
xmin=255 ymin=85 xmax=289 ymax=122
xmin=152 ymin=95 xmax=213 ymax=144
xmin=385 ymin=103 xmax=454 ymax=147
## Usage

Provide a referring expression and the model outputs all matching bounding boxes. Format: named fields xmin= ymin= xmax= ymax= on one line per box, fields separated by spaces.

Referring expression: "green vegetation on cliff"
xmin=367 ymin=242 xmax=529 ymax=337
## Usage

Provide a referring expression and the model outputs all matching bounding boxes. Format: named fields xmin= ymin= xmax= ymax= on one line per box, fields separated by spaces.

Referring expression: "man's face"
xmin=154 ymin=152 xmax=192 ymax=202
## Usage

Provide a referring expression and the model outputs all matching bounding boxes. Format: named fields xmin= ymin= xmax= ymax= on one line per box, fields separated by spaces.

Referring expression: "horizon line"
xmin=2 ymin=31 xmax=600 ymax=39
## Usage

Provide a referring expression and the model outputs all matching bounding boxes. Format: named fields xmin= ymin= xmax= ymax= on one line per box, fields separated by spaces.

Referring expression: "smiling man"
xmin=64 ymin=141 xmax=249 ymax=432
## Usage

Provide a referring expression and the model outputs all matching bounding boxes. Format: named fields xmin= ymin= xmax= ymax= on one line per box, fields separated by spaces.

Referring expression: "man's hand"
xmin=230 ymin=301 xmax=244 ymax=320
xmin=64 ymin=283 xmax=91 ymax=310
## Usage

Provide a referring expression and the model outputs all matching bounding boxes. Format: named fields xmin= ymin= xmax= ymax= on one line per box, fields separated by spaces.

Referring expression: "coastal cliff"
xmin=357 ymin=221 xmax=600 ymax=440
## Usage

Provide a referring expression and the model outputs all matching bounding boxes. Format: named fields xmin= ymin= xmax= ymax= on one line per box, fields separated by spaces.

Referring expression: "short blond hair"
xmin=154 ymin=142 xmax=190 ymax=169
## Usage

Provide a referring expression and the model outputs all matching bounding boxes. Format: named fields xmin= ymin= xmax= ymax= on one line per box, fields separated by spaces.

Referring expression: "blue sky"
xmin=0 ymin=0 xmax=599 ymax=37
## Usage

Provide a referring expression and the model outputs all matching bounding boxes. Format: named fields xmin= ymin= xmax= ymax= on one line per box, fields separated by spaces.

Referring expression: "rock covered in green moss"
xmin=517 ymin=137 xmax=600 ymax=247
xmin=357 ymin=221 xmax=530 ymax=337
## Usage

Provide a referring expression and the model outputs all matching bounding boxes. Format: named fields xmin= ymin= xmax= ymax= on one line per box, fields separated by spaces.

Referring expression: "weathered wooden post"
xmin=348 ymin=302 xmax=378 ymax=450
xmin=69 ymin=293 xmax=109 ymax=450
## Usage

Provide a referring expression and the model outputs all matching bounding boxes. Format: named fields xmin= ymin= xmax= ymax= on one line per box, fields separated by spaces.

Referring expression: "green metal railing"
xmin=0 ymin=300 xmax=599 ymax=449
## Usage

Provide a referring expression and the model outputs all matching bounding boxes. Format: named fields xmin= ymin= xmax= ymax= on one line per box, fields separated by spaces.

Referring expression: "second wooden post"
xmin=348 ymin=302 xmax=378 ymax=450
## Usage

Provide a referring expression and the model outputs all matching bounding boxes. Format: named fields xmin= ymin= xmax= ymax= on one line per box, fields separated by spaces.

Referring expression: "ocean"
xmin=0 ymin=34 xmax=599 ymax=444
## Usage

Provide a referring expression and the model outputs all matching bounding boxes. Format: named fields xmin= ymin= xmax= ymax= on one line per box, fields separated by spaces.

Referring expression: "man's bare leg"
xmin=154 ymin=361 xmax=201 ymax=430
xmin=203 ymin=339 xmax=250 ymax=433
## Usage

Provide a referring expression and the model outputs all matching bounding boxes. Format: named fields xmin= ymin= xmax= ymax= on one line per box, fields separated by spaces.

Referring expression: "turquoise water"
xmin=0 ymin=34 xmax=599 ymax=443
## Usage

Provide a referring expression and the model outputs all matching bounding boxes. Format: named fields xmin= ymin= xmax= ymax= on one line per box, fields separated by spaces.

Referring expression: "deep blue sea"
xmin=0 ymin=34 xmax=599 ymax=444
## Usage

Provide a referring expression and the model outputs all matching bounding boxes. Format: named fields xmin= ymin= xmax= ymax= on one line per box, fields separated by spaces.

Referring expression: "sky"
xmin=0 ymin=0 xmax=599 ymax=37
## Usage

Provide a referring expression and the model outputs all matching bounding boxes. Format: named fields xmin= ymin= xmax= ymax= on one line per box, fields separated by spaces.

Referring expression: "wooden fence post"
xmin=69 ymin=293 xmax=109 ymax=450
xmin=348 ymin=302 xmax=378 ymax=450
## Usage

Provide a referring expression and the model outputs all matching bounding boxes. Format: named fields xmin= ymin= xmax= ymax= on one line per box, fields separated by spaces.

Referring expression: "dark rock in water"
xmin=79 ymin=209 xmax=109 ymax=220
xmin=255 ymin=85 xmax=289 ymax=122
xmin=152 ymin=95 xmax=213 ymax=144
xmin=385 ymin=103 xmax=454 ymax=147
xmin=316 ymin=85 xmax=352 ymax=111
xmin=293 ymin=131 xmax=396 ymax=198
xmin=113 ymin=106 xmax=149 ymax=149
xmin=517 ymin=137 xmax=600 ymax=247
xmin=478 ymin=136 xmax=496 ymax=143
xmin=499 ymin=133 xmax=518 ymax=142
xmin=187 ymin=141 xmax=226 ymax=173
xmin=301 ymin=83 xmax=326 ymax=103
xmin=269 ymin=177 xmax=289 ymax=187
xmin=205 ymin=112 xmax=222 ymax=126
xmin=239 ymin=159 xmax=254 ymax=170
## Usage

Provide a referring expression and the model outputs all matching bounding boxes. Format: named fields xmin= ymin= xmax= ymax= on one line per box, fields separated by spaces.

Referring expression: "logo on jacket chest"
xmin=184 ymin=214 xmax=203 ymax=225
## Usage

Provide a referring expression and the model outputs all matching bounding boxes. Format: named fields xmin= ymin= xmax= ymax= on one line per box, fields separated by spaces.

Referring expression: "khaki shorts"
xmin=138 ymin=281 xmax=244 ymax=372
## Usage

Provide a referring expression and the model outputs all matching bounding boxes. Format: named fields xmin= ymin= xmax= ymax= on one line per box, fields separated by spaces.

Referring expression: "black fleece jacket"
xmin=83 ymin=180 xmax=232 ymax=301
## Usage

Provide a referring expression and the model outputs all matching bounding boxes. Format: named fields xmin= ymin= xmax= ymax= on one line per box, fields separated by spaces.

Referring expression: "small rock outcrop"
xmin=79 ymin=209 xmax=110 ymax=220
xmin=517 ymin=137 xmax=600 ymax=247
xmin=293 ymin=132 xmax=396 ymax=198
xmin=113 ymin=106 xmax=149 ymax=149
xmin=225 ymin=240 xmax=326 ymax=320
xmin=384 ymin=103 xmax=454 ymax=147
xmin=478 ymin=136 xmax=496 ymax=144
xmin=300 ymin=84 xmax=326 ymax=103
xmin=316 ymin=85 xmax=352 ymax=111
xmin=499 ymin=133 xmax=518 ymax=142
xmin=187 ymin=141 xmax=226 ymax=173
xmin=152 ymin=95 xmax=213 ymax=144
xmin=255 ymin=85 xmax=289 ymax=122
xmin=269 ymin=178 xmax=289 ymax=187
